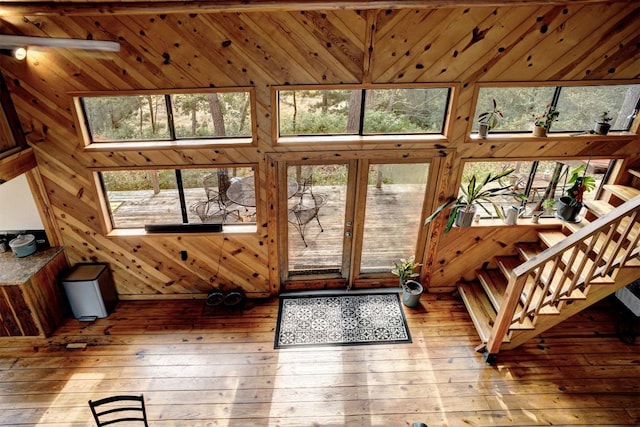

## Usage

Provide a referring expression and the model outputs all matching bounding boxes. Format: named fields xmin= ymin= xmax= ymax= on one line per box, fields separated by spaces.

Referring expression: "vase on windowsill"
xmin=533 ymin=125 xmax=547 ymax=137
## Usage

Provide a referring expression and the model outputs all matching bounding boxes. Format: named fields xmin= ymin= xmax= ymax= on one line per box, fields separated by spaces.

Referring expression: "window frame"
xmin=94 ymin=165 xmax=259 ymax=234
xmin=272 ymin=83 xmax=457 ymax=145
xmin=456 ymin=157 xmax=617 ymax=221
xmin=72 ymin=87 xmax=257 ymax=150
xmin=469 ymin=80 xmax=640 ymax=139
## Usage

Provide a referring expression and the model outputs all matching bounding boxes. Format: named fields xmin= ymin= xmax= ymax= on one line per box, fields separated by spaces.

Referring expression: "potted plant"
xmin=531 ymin=198 xmax=556 ymax=223
xmin=594 ymin=111 xmax=613 ymax=135
xmin=533 ymin=104 xmax=560 ymax=137
xmin=424 ymin=168 xmax=528 ymax=232
xmin=555 ymin=165 xmax=596 ymax=222
xmin=477 ymin=98 xmax=503 ymax=138
xmin=391 ymin=256 xmax=423 ymax=308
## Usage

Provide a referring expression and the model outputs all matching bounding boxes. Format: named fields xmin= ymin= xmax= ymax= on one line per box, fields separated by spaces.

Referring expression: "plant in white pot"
xmin=424 ymin=168 xmax=528 ymax=232
xmin=477 ymin=98 xmax=503 ymax=138
xmin=391 ymin=256 xmax=423 ymax=308
xmin=593 ymin=111 xmax=613 ymax=135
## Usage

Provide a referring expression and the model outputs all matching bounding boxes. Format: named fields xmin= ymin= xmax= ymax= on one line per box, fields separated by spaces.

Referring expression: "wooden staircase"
xmin=458 ymin=169 xmax=640 ymax=363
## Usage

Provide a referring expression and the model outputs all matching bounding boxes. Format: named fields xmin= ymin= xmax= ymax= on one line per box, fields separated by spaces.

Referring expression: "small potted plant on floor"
xmin=593 ymin=111 xmax=613 ymax=135
xmin=477 ymin=98 xmax=503 ymax=138
xmin=391 ymin=256 xmax=423 ymax=308
xmin=424 ymin=168 xmax=528 ymax=232
xmin=555 ymin=165 xmax=596 ymax=222
xmin=533 ymin=104 xmax=560 ymax=137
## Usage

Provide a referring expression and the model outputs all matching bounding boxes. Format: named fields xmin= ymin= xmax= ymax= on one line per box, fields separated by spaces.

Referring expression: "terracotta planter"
xmin=533 ymin=125 xmax=547 ymax=137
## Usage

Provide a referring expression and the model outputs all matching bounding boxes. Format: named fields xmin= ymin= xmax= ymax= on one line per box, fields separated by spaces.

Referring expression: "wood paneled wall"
xmin=0 ymin=1 xmax=638 ymax=297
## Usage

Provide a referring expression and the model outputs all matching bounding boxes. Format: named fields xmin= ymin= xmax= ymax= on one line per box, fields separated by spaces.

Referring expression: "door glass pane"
xmin=287 ymin=164 xmax=348 ymax=274
xmin=360 ymin=163 xmax=429 ymax=274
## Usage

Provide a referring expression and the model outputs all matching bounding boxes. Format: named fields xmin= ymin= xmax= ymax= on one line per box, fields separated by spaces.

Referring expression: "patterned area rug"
xmin=274 ymin=293 xmax=412 ymax=348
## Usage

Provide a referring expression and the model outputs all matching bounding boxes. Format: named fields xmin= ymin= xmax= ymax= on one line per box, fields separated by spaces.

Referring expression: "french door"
xmin=281 ymin=159 xmax=433 ymax=290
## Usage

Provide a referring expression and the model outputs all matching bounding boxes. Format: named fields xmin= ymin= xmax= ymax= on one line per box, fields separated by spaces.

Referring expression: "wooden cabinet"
xmin=0 ymin=248 xmax=69 ymax=337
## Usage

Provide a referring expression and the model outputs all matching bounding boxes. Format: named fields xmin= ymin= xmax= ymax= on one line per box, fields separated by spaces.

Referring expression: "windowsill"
xmin=83 ymin=137 xmax=254 ymax=152
xmin=107 ymin=224 xmax=258 ymax=237
xmin=468 ymin=217 xmax=563 ymax=227
xmin=468 ymin=131 xmax=636 ymax=142
xmin=277 ymin=134 xmax=449 ymax=145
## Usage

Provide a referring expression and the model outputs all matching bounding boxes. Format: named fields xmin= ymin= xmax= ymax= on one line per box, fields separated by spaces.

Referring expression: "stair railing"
xmin=485 ymin=195 xmax=640 ymax=357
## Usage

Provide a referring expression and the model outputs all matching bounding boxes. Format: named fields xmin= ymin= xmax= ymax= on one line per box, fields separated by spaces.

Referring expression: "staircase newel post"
xmin=485 ymin=273 xmax=528 ymax=362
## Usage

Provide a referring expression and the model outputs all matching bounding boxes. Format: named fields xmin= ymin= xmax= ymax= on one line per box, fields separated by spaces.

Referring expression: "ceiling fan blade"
xmin=0 ymin=35 xmax=120 ymax=52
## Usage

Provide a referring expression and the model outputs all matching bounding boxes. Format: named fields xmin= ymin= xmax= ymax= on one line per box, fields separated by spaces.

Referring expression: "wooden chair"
xmin=88 ymin=394 xmax=149 ymax=426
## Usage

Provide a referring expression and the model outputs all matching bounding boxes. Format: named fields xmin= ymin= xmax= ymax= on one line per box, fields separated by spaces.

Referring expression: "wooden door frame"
xmin=266 ymin=149 xmax=454 ymax=293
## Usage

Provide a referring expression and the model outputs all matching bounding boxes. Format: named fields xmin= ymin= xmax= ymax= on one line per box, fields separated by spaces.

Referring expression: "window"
xmin=459 ymin=159 xmax=613 ymax=219
xmin=80 ymin=90 xmax=253 ymax=144
xmin=278 ymin=87 xmax=450 ymax=137
xmin=100 ymin=167 xmax=256 ymax=229
xmin=473 ymin=84 xmax=640 ymax=134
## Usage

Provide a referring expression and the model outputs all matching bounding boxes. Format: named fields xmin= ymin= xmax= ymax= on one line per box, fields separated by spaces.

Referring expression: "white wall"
xmin=0 ymin=173 xmax=43 ymax=230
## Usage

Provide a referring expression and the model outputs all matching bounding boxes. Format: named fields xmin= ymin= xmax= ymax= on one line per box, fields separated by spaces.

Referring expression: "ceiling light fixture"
xmin=0 ymin=35 xmax=120 ymax=53
xmin=0 ymin=47 xmax=26 ymax=60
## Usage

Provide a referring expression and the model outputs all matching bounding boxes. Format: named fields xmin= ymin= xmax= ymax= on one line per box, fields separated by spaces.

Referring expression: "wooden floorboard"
xmin=0 ymin=293 xmax=638 ymax=426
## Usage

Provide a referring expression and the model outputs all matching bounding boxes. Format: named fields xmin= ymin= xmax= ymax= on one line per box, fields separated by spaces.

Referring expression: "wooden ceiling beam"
xmin=0 ymin=0 xmax=624 ymax=17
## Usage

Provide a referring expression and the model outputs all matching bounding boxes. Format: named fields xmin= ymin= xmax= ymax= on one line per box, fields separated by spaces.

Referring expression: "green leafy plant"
xmin=597 ymin=111 xmax=613 ymax=123
xmin=533 ymin=104 xmax=560 ymax=130
xmin=565 ymin=165 xmax=596 ymax=207
xmin=424 ymin=169 xmax=528 ymax=232
xmin=390 ymin=256 xmax=421 ymax=288
xmin=477 ymin=98 xmax=503 ymax=130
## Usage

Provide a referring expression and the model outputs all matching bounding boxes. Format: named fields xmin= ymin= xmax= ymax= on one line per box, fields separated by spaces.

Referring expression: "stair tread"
xmin=583 ymin=199 xmax=614 ymax=217
xmin=514 ymin=236 xmax=588 ymax=301
xmin=540 ymin=228 xmax=637 ymax=277
xmin=628 ymin=169 xmax=640 ymax=179
xmin=457 ymin=281 xmax=504 ymax=344
xmin=476 ymin=269 xmax=507 ymax=309
xmin=497 ymin=251 xmax=562 ymax=315
xmin=603 ymin=184 xmax=640 ymax=202
xmin=563 ymin=210 xmax=640 ymax=243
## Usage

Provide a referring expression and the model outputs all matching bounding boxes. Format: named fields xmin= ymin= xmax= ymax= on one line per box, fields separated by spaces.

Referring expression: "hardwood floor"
xmin=0 ymin=293 xmax=638 ymax=426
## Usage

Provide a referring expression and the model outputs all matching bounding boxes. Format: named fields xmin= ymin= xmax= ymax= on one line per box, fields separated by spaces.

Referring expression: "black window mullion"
xmin=524 ymin=161 xmax=539 ymax=205
xmin=175 ymin=170 xmax=189 ymax=223
xmin=166 ymin=94 xmax=177 ymax=140
xmin=358 ymin=89 xmax=366 ymax=135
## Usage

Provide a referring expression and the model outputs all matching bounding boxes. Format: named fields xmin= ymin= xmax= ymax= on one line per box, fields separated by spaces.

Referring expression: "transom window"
xmin=278 ymin=87 xmax=450 ymax=137
xmin=472 ymin=84 xmax=640 ymax=133
xmin=100 ymin=167 xmax=256 ymax=229
xmin=460 ymin=159 xmax=613 ymax=219
xmin=79 ymin=90 xmax=253 ymax=144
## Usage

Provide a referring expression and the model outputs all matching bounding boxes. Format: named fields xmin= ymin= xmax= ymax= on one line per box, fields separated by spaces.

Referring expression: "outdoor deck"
xmin=109 ymin=184 xmax=426 ymax=274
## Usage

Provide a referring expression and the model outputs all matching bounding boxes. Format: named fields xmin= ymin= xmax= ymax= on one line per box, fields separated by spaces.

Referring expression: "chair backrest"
xmin=89 ymin=394 xmax=149 ymax=426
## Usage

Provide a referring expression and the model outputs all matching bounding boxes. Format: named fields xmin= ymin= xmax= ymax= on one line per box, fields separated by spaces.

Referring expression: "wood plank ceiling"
xmin=0 ymin=1 xmax=638 ymax=297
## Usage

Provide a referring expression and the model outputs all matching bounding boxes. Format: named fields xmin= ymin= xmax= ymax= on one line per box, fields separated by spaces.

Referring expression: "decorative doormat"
xmin=274 ymin=293 xmax=412 ymax=349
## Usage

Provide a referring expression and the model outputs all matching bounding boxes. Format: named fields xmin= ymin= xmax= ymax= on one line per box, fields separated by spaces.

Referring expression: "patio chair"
xmin=288 ymin=192 xmax=326 ymax=247
xmin=88 ymin=394 xmax=149 ymax=426
xmin=190 ymin=172 xmax=241 ymax=224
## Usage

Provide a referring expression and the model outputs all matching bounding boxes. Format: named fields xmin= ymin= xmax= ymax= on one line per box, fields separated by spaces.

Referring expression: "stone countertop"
xmin=0 ymin=247 xmax=65 ymax=285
